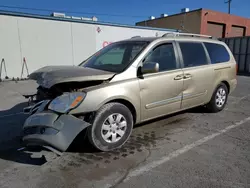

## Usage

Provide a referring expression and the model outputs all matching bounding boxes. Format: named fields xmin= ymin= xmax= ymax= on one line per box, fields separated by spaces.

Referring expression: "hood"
xmin=29 ymin=66 xmax=115 ymax=88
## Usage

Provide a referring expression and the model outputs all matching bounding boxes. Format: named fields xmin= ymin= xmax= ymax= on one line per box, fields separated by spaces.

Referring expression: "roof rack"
xmin=162 ymin=32 xmax=217 ymax=40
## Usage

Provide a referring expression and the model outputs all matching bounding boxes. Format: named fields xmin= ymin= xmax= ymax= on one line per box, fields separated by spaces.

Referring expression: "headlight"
xmin=48 ymin=92 xmax=86 ymax=113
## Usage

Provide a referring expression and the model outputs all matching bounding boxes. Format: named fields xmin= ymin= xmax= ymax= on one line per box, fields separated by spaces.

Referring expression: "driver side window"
xmin=144 ymin=43 xmax=177 ymax=72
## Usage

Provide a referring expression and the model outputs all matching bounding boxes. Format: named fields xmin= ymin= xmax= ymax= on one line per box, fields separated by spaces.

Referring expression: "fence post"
xmin=20 ymin=57 xmax=29 ymax=79
xmin=0 ymin=58 xmax=9 ymax=81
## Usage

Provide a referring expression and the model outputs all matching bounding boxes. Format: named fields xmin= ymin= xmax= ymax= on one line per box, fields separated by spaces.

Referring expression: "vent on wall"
xmin=71 ymin=16 xmax=81 ymax=20
xmin=51 ymin=12 xmax=66 ymax=18
xmin=81 ymin=16 xmax=98 ymax=21
xmin=181 ymin=8 xmax=190 ymax=13
xmin=51 ymin=12 xmax=98 ymax=21
xmin=161 ymin=14 xmax=168 ymax=17
xmin=149 ymin=16 xmax=155 ymax=20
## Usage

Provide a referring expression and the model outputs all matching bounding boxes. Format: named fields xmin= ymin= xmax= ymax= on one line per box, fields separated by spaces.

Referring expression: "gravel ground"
xmin=0 ymin=76 xmax=250 ymax=188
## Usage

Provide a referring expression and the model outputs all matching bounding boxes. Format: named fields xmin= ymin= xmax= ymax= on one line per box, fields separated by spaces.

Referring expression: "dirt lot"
xmin=0 ymin=76 xmax=250 ymax=188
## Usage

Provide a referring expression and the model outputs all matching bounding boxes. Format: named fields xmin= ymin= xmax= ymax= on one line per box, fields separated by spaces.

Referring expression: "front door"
xmin=177 ymin=42 xmax=215 ymax=109
xmin=139 ymin=42 xmax=184 ymax=121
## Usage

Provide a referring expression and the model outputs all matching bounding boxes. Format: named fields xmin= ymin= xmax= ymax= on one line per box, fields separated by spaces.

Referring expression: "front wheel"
xmin=206 ymin=83 xmax=228 ymax=113
xmin=87 ymin=102 xmax=133 ymax=151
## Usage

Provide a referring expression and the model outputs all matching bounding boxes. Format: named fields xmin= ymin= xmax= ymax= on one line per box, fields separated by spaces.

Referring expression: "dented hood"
xmin=29 ymin=66 xmax=115 ymax=88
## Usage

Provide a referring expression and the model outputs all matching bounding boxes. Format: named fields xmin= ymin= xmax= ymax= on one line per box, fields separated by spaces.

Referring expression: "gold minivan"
xmin=23 ymin=33 xmax=237 ymax=153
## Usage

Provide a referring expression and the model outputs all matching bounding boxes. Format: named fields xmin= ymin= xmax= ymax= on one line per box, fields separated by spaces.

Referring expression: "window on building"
xmin=179 ymin=42 xmax=208 ymax=68
xmin=143 ymin=43 xmax=177 ymax=72
xmin=204 ymin=42 xmax=230 ymax=64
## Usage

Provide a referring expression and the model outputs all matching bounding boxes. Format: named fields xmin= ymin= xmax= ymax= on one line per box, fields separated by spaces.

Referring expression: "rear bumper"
xmin=229 ymin=78 xmax=237 ymax=94
xmin=22 ymin=112 xmax=90 ymax=152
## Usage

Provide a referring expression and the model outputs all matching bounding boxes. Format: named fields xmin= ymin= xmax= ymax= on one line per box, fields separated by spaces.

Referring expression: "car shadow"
xmin=0 ymin=104 xmax=209 ymax=165
xmin=0 ymin=148 xmax=47 ymax=166
xmin=0 ymin=102 xmax=28 ymax=116
xmin=67 ymin=111 xmax=187 ymax=154
xmin=0 ymin=102 xmax=47 ymax=165
xmin=0 ymin=102 xmax=29 ymax=150
xmin=68 ymin=129 xmax=99 ymax=153
xmin=68 ymin=106 xmax=208 ymax=154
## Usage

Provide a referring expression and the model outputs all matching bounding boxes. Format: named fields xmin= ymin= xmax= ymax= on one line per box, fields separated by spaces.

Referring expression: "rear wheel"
xmin=206 ymin=83 xmax=228 ymax=112
xmin=87 ymin=102 xmax=133 ymax=151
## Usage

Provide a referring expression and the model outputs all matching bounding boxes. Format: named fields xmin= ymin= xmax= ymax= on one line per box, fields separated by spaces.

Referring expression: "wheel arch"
xmin=104 ymin=98 xmax=137 ymax=124
xmin=221 ymin=80 xmax=230 ymax=93
xmin=207 ymin=80 xmax=230 ymax=105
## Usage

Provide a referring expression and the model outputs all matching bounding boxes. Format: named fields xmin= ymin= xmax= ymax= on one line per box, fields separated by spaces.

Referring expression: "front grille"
xmin=24 ymin=127 xmax=40 ymax=135
xmin=24 ymin=127 xmax=59 ymax=136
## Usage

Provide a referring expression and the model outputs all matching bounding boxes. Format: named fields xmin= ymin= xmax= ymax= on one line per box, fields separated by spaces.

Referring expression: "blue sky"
xmin=0 ymin=0 xmax=249 ymax=24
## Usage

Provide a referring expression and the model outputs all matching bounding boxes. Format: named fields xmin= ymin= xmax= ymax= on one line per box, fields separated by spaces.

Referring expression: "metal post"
xmin=245 ymin=37 xmax=250 ymax=73
xmin=0 ymin=58 xmax=8 ymax=80
xmin=225 ymin=0 xmax=232 ymax=14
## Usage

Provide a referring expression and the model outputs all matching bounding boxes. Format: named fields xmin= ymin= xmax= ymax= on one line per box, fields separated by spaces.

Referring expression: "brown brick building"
xmin=136 ymin=8 xmax=250 ymax=38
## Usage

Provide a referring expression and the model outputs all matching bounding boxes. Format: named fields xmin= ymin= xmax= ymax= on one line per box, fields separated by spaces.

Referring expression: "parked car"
xmin=22 ymin=33 xmax=237 ymax=153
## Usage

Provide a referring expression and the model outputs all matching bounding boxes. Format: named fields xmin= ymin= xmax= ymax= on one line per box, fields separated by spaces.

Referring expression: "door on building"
xmin=207 ymin=22 xmax=226 ymax=38
xmin=231 ymin=25 xmax=246 ymax=37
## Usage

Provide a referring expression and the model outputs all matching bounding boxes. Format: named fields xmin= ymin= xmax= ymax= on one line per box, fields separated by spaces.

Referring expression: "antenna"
xmin=225 ymin=0 xmax=232 ymax=14
xmin=180 ymin=10 xmax=191 ymax=33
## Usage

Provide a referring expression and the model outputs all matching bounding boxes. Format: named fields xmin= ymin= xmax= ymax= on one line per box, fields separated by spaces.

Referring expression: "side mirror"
xmin=141 ymin=62 xmax=159 ymax=74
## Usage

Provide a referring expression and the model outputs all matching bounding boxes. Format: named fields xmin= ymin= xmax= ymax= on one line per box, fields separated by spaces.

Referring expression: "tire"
xmin=206 ymin=83 xmax=228 ymax=113
xmin=87 ymin=102 xmax=133 ymax=151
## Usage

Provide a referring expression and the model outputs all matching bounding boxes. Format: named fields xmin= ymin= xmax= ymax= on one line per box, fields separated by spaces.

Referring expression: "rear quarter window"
xmin=204 ymin=42 xmax=230 ymax=64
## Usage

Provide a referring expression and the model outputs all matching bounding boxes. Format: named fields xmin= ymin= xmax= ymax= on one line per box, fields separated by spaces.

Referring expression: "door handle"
xmin=183 ymin=73 xmax=192 ymax=79
xmin=174 ymin=75 xmax=183 ymax=80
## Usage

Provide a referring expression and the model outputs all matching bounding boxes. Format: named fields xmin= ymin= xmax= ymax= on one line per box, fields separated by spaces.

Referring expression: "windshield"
xmin=80 ymin=41 xmax=149 ymax=73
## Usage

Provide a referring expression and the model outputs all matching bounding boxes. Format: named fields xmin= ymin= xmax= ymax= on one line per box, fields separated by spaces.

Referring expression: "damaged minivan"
xmin=22 ymin=33 xmax=237 ymax=153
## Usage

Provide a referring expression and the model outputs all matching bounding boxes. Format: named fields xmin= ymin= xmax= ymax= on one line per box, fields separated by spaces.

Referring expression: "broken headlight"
xmin=48 ymin=92 xmax=86 ymax=113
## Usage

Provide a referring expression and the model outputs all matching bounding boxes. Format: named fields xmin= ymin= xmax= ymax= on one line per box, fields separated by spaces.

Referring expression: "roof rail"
xmin=131 ymin=36 xmax=141 ymax=39
xmin=162 ymin=32 xmax=217 ymax=40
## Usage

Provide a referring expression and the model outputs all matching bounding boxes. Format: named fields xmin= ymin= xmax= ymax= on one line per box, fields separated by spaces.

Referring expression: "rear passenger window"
xmin=204 ymin=43 xmax=230 ymax=64
xmin=179 ymin=42 xmax=208 ymax=68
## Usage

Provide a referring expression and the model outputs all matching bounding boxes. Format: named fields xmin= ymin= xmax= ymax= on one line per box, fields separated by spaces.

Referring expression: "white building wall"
xmin=71 ymin=23 xmax=96 ymax=65
xmin=0 ymin=14 xmax=172 ymax=79
xmin=95 ymin=24 xmax=166 ymax=50
xmin=0 ymin=15 xmax=22 ymax=79
xmin=17 ymin=17 xmax=73 ymax=78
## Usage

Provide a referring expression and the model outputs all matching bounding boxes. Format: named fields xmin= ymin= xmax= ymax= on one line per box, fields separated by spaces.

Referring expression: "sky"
xmin=0 ymin=0 xmax=249 ymax=25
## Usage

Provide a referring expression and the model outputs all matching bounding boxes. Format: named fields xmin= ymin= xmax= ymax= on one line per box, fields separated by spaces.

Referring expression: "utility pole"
xmin=225 ymin=0 xmax=232 ymax=14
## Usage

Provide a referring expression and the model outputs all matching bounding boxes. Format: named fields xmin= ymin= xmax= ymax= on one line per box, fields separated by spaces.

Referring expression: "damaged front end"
xmin=22 ymin=92 xmax=92 ymax=154
xmin=23 ymin=111 xmax=90 ymax=154
xmin=23 ymin=65 xmax=115 ymax=113
xmin=22 ymin=65 xmax=115 ymax=153
xmin=23 ymin=100 xmax=50 ymax=115
xmin=22 ymin=80 xmax=104 ymax=115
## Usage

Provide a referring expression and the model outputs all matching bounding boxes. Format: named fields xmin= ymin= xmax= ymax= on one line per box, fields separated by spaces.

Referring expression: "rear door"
xmin=177 ymin=41 xmax=215 ymax=110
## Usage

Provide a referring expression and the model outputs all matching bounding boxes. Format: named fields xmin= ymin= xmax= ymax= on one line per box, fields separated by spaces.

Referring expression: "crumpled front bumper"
xmin=22 ymin=112 xmax=90 ymax=152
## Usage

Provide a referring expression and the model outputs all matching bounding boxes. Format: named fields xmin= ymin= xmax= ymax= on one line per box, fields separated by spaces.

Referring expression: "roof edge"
xmin=0 ymin=9 xmax=178 ymax=32
xmin=136 ymin=8 xmax=202 ymax=24
xmin=201 ymin=8 xmax=250 ymax=20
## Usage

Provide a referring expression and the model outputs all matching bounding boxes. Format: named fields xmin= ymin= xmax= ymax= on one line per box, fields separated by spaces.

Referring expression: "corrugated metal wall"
xmin=221 ymin=36 xmax=250 ymax=74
